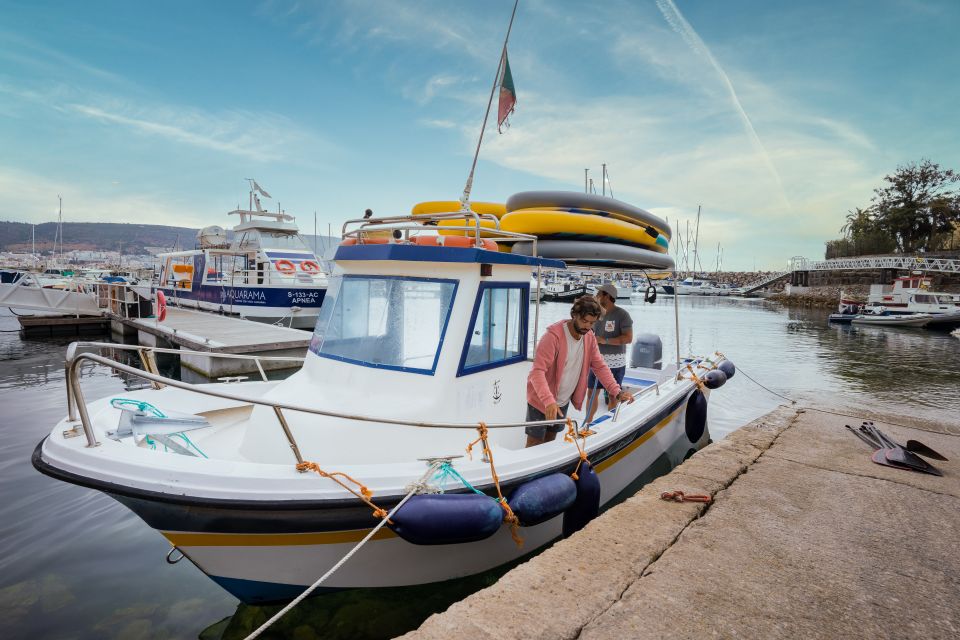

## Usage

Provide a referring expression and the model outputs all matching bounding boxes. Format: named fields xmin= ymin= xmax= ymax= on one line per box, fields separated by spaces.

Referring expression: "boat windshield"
xmin=257 ymin=231 xmax=310 ymax=251
xmin=309 ymin=275 xmax=458 ymax=375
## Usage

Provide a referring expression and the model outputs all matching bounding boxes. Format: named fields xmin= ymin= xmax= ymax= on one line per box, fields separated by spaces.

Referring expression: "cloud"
xmin=404 ymin=74 xmax=466 ymax=105
xmin=0 ymin=166 xmax=214 ymax=228
xmin=66 ymin=103 xmax=293 ymax=162
xmin=0 ymin=30 xmax=126 ymax=85
xmin=0 ymin=82 xmax=334 ymax=165
xmin=419 ymin=118 xmax=458 ymax=129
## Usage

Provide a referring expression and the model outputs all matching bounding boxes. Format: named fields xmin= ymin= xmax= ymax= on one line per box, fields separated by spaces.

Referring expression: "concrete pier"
xmin=403 ymin=407 xmax=960 ymax=639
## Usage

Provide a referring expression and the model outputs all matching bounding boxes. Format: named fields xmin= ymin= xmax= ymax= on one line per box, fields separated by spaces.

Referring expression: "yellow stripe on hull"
xmin=594 ymin=407 xmax=681 ymax=474
xmin=500 ymin=210 xmax=666 ymax=253
xmin=164 ymin=527 xmax=398 ymax=547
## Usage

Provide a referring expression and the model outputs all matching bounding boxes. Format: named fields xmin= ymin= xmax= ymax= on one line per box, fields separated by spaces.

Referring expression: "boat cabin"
xmin=238 ymin=239 xmax=565 ymax=465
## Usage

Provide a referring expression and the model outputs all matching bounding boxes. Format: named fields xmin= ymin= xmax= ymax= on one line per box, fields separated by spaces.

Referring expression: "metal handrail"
xmin=64 ymin=351 xmax=611 ymax=450
xmin=64 ymin=341 xmax=307 ymax=423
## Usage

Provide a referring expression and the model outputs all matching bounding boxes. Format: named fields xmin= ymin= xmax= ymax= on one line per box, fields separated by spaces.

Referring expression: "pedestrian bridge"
xmin=790 ymin=255 xmax=960 ymax=274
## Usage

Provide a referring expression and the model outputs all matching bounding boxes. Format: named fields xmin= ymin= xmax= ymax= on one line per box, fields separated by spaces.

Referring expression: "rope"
xmin=433 ymin=461 xmax=487 ymax=497
xmin=242 ymin=462 xmax=442 ymax=640
xmin=297 ymin=461 xmax=389 ymax=519
xmin=682 ymin=365 xmax=707 ymax=392
xmin=466 ymin=422 xmax=523 ymax=546
xmin=563 ymin=418 xmax=591 ymax=481
xmin=734 ymin=362 xmax=955 ymax=434
xmin=736 ymin=366 xmax=796 ymax=404
xmin=660 ymin=490 xmax=712 ymax=503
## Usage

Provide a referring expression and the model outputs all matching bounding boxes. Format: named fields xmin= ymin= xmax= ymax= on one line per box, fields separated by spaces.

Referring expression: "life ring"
xmin=413 ymin=236 xmax=498 ymax=251
xmin=274 ymin=259 xmax=296 ymax=274
xmin=300 ymin=260 xmax=321 ymax=273
xmin=156 ymin=290 xmax=167 ymax=322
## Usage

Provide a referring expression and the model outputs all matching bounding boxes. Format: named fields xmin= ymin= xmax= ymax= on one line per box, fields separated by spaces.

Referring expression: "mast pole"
xmin=584 ymin=168 xmax=589 ymax=193
xmin=602 ymin=163 xmax=606 ymax=196
xmin=460 ymin=0 xmax=520 ymax=208
xmin=693 ymin=204 xmax=702 ymax=274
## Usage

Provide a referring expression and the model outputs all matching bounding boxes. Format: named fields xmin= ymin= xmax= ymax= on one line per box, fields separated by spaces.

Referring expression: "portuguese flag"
xmin=497 ymin=52 xmax=516 ymax=133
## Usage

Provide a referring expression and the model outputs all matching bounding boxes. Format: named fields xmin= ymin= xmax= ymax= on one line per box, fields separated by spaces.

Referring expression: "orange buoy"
xmin=300 ymin=260 xmax=321 ymax=273
xmin=156 ymin=290 xmax=167 ymax=322
xmin=274 ymin=259 xmax=296 ymax=274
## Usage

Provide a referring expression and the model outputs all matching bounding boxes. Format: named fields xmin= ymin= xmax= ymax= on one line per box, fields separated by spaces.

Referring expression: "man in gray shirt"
xmin=586 ymin=283 xmax=633 ymax=424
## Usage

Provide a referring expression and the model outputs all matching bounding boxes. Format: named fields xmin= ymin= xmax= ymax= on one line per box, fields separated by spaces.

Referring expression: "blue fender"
xmin=717 ymin=359 xmax=736 ymax=379
xmin=562 ymin=462 xmax=601 ymax=538
xmin=508 ymin=473 xmax=578 ymax=527
xmin=703 ymin=369 xmax=727 ymax=389
xmin=388 ymin=493 xmax=503 ymax=545
xmin=685 ymin=390 xmax=708 ymax=443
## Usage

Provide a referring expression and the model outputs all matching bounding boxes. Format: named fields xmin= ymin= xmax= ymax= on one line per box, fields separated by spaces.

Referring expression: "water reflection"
xmin=2 ymin=297 xmax=959 ymax=639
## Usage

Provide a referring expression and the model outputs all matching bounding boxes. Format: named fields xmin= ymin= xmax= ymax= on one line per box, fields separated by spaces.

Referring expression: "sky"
xmin=1 ymin=0 xmax=958 ymax=270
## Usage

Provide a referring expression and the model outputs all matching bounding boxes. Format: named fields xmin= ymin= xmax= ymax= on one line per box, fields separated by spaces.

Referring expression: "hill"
xmin=0 ymin=221 xmax=340 ymax=257
xmin=0 ymin=221 xmax=196 ymax=254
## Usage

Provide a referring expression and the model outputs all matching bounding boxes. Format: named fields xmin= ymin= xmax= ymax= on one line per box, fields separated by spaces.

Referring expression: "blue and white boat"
xmin=153 ymin=184 xmax=327 ymax=329
xmin=33 ymin=206 xmax=734 ymax=604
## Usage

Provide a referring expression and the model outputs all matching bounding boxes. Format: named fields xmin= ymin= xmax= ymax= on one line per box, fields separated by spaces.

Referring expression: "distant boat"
xmin=150 ymin=182 xmax=327 ymax=329
xmin=865 ymin=275 xmax=960 ymax=330
xmin=540 ymin=281 xmax=587 ymax=302
xmin=851 ymin=313 xmax=933 ymax=328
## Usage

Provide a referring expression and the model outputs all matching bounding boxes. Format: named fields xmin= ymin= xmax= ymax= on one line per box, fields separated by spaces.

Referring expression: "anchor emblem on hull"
xmin=493 ymin=379 xmax=502 ymax=404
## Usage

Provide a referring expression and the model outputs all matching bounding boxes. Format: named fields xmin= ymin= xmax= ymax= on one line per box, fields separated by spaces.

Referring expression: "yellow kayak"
xmin=411 ymin=201 xmax=506 ymax=217
xmin=500 ymin=210 xmax=667 ymax=253
xmin=412 ymin=201 xmax=506 ymax=238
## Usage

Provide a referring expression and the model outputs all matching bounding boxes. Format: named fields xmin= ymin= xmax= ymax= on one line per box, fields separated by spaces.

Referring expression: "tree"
xmin=870 ymin=159 xmax=960 ymax=253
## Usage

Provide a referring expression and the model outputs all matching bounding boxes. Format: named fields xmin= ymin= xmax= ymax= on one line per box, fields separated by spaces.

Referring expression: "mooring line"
xmin=242 ymin=462 xmax=442 ymax=640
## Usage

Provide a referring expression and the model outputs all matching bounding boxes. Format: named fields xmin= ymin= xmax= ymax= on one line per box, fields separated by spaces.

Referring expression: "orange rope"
xmin=466 ymin=422 xmax=523 ymax=547
xmin=685 ymin=365 xmax=707 ymax=392
xmin=297 ymin=461 xmax=389 ymax=520
xmin=563 ymin=418 xmax=591 ymax=481
xmin=660 ymin=490 xmax=712 ymax=503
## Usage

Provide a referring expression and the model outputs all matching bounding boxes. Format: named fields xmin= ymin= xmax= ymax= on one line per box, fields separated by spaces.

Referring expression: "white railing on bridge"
xmin=790 ymin=255 xmax=960 ymax=274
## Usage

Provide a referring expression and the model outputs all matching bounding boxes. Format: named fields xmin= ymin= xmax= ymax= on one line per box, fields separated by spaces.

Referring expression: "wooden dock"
xmin=112 ymin=307 xmax=310 ymax=377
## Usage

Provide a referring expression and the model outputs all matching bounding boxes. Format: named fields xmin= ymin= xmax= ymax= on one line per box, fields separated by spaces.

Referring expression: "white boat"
xmin=33 ymin=208 xmax=732 ymax=604
xmin=674 ymin=277 xmax=722 ymax=296
xmin=865 ymin=275 xmax=960 ymax=330
xmin=851 ymin=312 xmax=933 ymax=327
xmin=151 ymin=183 xmax=327 ymax=329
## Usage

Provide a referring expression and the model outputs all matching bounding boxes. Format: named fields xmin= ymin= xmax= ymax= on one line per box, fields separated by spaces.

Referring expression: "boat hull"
xmin=33 ymin=388 xmax=705 ymax=603
xmin=156 ymin=284 xmax=325 ymax=329
xmin=851 ymin=314 xmax=931 ymax=327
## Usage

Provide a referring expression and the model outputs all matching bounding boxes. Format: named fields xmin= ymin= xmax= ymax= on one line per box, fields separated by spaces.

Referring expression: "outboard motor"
xmin=630 ymin=333 xmax=662 ymax=369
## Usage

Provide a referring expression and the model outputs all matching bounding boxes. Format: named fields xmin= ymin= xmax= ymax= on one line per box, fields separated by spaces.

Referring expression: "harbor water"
xmin=2 ymin=296 xmax=959 ymax=639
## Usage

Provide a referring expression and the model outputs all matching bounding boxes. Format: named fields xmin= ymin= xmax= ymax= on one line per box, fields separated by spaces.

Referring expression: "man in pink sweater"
xmin=525 ymin=295 xmax=635 ymax=447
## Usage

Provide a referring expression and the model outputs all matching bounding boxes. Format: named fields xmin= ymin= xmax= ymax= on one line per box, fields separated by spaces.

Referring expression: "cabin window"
xmin=310 ymin=275 xmax=458 ymax=375
xmin=257 ymin=230 xmax=309 ymax=251
xmin=458 ymin=283 xmax=528 ymax=376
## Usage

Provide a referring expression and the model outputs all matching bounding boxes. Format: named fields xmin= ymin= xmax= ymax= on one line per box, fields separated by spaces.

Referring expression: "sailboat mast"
xmin=692 ymin=204 xmax=702 ymax=274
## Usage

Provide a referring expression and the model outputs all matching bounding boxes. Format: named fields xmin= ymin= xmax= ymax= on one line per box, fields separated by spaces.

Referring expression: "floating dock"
xmin=16 ymin=313 xmax=110 ymax=337
xmin=403 ymin=406 xmax=959 ymax=639
xmin=111 ymin=307 xmax=310 ymax=377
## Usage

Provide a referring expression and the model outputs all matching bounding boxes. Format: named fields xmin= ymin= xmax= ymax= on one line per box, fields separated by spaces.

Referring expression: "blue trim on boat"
xmin=456 ymin=282 xmax=530 ymax=377
xmin=157 ymin=283 xmax=326 ymax=308
xmin=313 ymin=274 xmax=459 ymax=376
xmin=335 ymin=243 xmax=566 ymax=269
xmin=622 ymin=376 xmax=656 ymax=387
xmin=208 ymin=574 xmax=338 ymax=604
